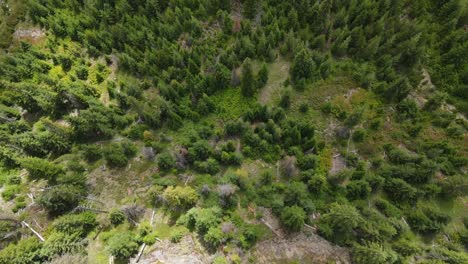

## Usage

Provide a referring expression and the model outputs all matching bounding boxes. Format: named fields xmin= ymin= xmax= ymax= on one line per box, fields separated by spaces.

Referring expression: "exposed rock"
xmin=13 ymin=28 xmax=45 ymax=40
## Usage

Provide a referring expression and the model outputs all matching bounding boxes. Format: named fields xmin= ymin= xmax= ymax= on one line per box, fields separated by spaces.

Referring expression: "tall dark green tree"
xmin=352 ymin=243 xmax=398 ymax=264
xmin=241 ymin=58 xmax=255 ymax=97
xmin=243 ymin=0 xmax=259 ymax=19
xmin=290 ymin=48 xmax=316 ymax=82
xmin=257 ymin=63 xmax=269 ymax=88
xmin=280 ymin=205 xmax=306 ymax=232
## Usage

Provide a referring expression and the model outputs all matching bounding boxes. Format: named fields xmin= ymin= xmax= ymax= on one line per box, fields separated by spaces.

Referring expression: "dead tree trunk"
xmin=21 ymin=221 xmax=44 ymax=242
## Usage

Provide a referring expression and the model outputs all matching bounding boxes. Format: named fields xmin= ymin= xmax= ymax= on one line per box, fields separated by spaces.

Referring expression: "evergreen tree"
xmin=290 ymin=48 xmax=316 ymax=82
xmin=386 ymin=77 xmax=412 ymax=102
xmin=38 ymin=185 xmax=83 ymax=216
xmin=243 ymin=0 xmax=258 ymax=19
xmin=257 ymin=63 xmax=269 ymax=88
xmin=280 ymin=205 xmax=306 ymax=232
xmin=106 ymin=232 xmax=139 ymax=260
xmin=352 ymin=243 xmax=398 ymax=264
xmin=241 ymin=58 xmax=255 ymax=97
xmin=321 ymin=203 xmax=363 ymax=243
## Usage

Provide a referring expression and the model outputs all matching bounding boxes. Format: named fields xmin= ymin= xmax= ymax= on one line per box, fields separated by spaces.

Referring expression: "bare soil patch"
xmin=249 ymin=233 xmax=350 ymax=264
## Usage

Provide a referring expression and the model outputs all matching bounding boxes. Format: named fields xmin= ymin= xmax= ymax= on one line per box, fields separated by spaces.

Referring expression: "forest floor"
xmin=249 ymin=232 xmax=351 ymax=264
xmin=258 ymin=57 xmax=290 ymax=105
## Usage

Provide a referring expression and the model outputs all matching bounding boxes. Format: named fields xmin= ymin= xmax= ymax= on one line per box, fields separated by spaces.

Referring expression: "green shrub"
xmin=441 ymin=175 xmax=468 ymax=198
xmin=346 ymin=180 xmax=371 ymax=200
xmin=374 ymin=198 xmax=401 ymax=218
xmin=185 ymin=207 xmax=222 ymax=234
xmin=21 ymin=157 xmax=64 ymax=182
xmin=38 ymin=185 xmax=83 ymax=216
xmin=406 ymin=206 xmax=450 ymax=234
xmin=279 ymin=90 xmax=291 ymax=109
xmin=157 ymin=152 xmax=175 ymax=171
xmin=170 ymin=227 xmax=187 ymax=243
xmin=106 ymin=232 xmax=139 ymax=260
xmin=280 ymin=205 xmax=306 ymax=232
xmin=126 ymin=124 xmax=148 ymax=140
xmin=352 ymin=129 xmax=366 ymax=142
xmin=321 ymin=203 xmax=363 ymax=244
xmin=392 ymin=239 xmax=421 ymax=257
xmin=52 ymin=212 xmax=97 ymax=237
xmin=41 ymin=232 xmax=85 ymax=258
xmin=2 ymin=185 xmax=20 ymax=201
xmin=109 ymin=209 xmax=126 ymax=226
xmin=384 ymin=178 xmax=417 ymax=204
xmin=162 ymin=186 xmax=198 ymax=211
xmin=13 ymin=195 xmax=27 ymax=213
xmin=297 ymin=154 xmax=318 ymax=170
xmin=121 ymin=141 xmax=137 ymax=158
xmin=352 ymin=242 xmax=398 ymax=264
xmin=460 ymin=229 xmax=468 ymax=248
xmin=7 ymin=174 xmax=21 ymax=185
xmin=241 ymin=224 xmax=261 ymax=248
xmin=81 ymin=144 xmax=102 ymax=162
xmin=0 ymin=237 xmax=43 ymax=263
xmin=194 ymin=158 xmax=220 ymax=175
xmin=104 ymin=144 xmax=129 ymax=168
xmin=76 ymin=66 xmax=88 ymax=80
xmin=204 ymin=226 xmax=225 ymax=248
xmin=256 ymin=63 xmax=268 ymax=88
xmin=241 ymin=58 xmax=255 ymax=97
xmin=299 ymin=103 xmax=309 ymax=113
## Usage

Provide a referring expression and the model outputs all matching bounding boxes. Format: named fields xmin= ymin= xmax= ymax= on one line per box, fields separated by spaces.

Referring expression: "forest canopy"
xmin=0 ymin=0 xmax=467 ymax=263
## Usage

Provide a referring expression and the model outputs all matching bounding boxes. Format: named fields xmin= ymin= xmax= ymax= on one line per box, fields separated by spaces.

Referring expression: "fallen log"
xmin=21 ymin=221 xmax=44 ymax=242
xmin=134 ymin=243 xmax=146 ymax=263
xmin=304 ymin=223 xmax=317 ymax=231
xmin=260 ymin=218 xmax=282 ymax=237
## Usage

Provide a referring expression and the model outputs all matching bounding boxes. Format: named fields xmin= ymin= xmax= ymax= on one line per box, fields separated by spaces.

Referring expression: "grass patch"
xmin=154 ymin=222 xmax=172 ymax=239
xmin=259 ymin=56 xmax=290 ymax=105
xmin=211 ymin=87 xmax=256 ymax=120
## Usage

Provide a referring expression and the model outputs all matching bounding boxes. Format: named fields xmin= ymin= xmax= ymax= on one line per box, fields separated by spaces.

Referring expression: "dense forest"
xmin=0 ymin=0 xmax=467 ymax=263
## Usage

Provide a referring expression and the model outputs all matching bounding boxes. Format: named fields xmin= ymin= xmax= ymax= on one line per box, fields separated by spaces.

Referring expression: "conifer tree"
xmin=290 ymin=48 xmax=316 ymax=82
xmin=257 ymin=63 xmax=269 ymax=88
xmin=241 ymin=58 xmax=255 ymax=97
xmin=243 ymin=0 xmax=258 ymax=19
xmin=281 ymin=205 xmax=306 ymax=232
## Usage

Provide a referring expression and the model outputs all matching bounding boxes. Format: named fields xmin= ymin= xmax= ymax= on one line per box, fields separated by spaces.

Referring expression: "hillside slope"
xmin=0 ymin=1 xmax=467 ymax=263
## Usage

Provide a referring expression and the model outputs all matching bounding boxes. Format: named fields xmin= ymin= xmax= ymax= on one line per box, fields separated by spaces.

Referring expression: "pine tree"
xmin=219 ymin=0 xmax=231 ymax=11
xmin=352 ymin=243 xmax=398 ymax=264
xmin=257 ymin=63 xmax=268 ymax=88
xmin=288 ymin=9 xmax=299 ymax=30
xmin=243 ymin=0 xmax=258 ymax=19
xmin=257 ymin=33 xmax=268 ymax=58
xmin=322 ymin=203 xmax=362 ymax=241
xmin=223 ymin=13 xmax=233 ymax=34
xmin=241 ymin=58 xmax=255 ymax=97
xmin=290 ymin=48 xmax=316 ymax=82
xmin=280 ymin=205 xmax=306 ymax=232
xmin=386 ymin=77 xmax=412 ymax=102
